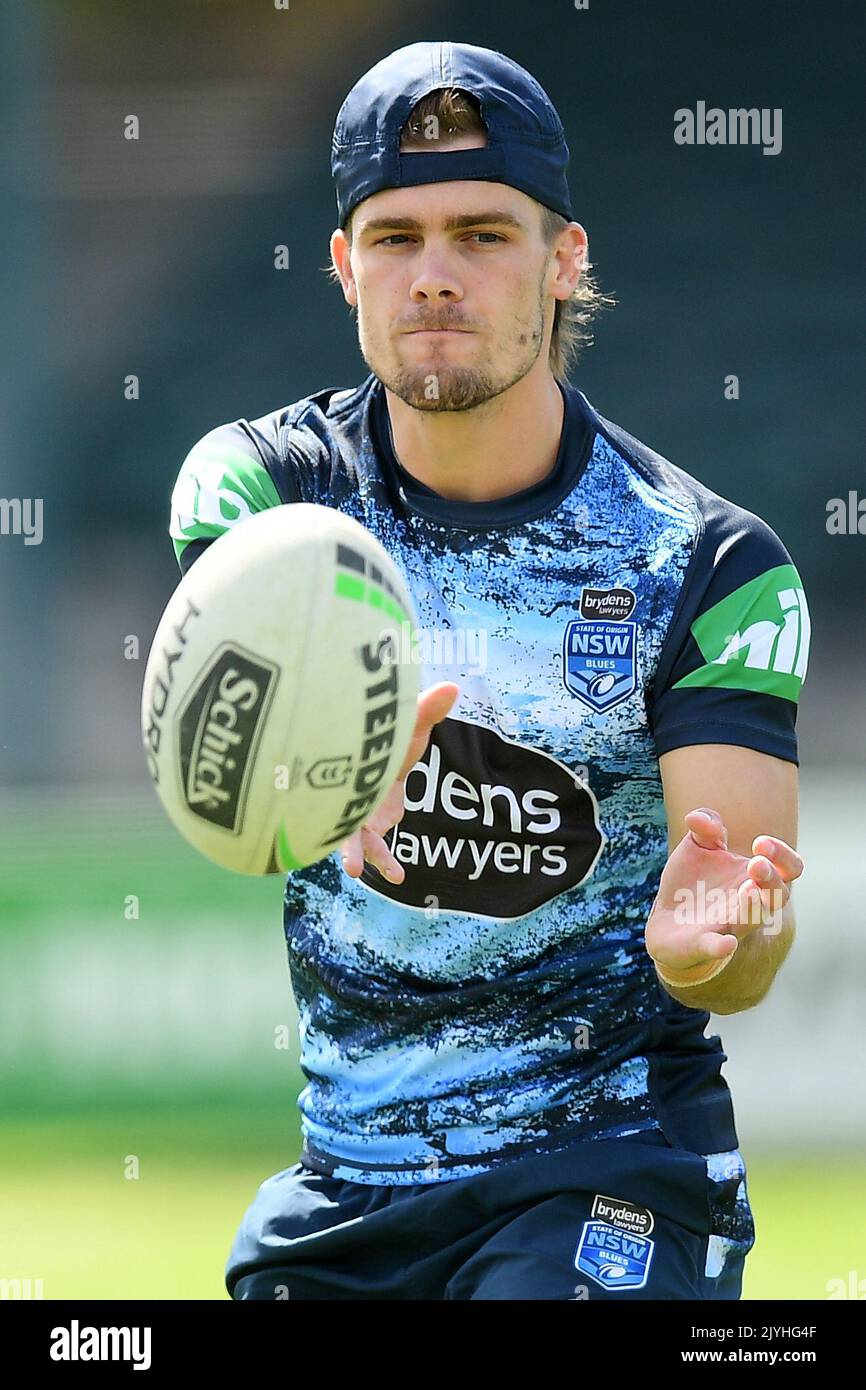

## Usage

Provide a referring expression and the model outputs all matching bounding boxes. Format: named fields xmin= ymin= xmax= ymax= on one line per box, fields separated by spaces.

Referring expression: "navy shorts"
xmin=226 ymin=1130 xmax=755 ymax=1301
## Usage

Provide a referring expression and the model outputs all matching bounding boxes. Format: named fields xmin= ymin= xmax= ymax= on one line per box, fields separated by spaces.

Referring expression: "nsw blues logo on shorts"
xmin=562 ymin=620 xmax=638 ymax=713
xmin=574 ymin=1220 xmax=655 ymax=1291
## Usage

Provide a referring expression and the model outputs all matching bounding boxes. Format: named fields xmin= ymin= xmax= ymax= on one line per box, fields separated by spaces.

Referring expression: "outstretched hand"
xmin=646 ymin=807 xmax=804 ymax=978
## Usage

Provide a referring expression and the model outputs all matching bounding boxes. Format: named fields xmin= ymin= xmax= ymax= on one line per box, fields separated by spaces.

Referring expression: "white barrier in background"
xmin=713 ymin=769 xmax=866 ymax=1147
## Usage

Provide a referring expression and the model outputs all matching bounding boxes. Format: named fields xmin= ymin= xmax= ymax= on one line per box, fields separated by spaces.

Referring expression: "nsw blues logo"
xmin=574 ymin=1220 xmax=655 ymax=1291
xmin=563 ymin=620 xmax=638 ymax=712
xmin=563 ymin=586 xmax=638 ymax=712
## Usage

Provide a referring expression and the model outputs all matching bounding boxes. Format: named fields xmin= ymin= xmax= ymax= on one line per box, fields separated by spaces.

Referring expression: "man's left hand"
xmin=645 ymin=807 xmax=804 ymax=981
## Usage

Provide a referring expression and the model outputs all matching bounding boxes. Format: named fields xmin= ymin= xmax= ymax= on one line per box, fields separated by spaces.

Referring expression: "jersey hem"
xmin=299 ymin=1120 xmax=671 ymax=1187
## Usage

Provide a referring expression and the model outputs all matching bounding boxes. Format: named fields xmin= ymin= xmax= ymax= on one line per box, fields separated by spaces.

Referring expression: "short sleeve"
xmin=169 ymin=419 xmax=287 ymax=573
xmin=649 ymin=501 xmax=810 ymax=766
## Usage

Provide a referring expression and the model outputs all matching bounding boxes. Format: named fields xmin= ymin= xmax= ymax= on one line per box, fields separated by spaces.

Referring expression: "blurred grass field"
xmin=2 ymin=1105 xmax=864 ymax=1299
xmin=1 ymin=786 xmax=863 ymax=1300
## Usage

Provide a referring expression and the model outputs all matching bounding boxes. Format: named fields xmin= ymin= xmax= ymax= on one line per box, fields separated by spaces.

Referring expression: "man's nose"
xmin=409 ymin=247 xmax=464 ymax=302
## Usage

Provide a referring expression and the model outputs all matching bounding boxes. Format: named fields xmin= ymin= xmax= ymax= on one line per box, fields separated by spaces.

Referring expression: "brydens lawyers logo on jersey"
xmin=563 ymin=587 xmax=639 ymax=713
xmin=360 ymin=718 xmax=605 ymax=918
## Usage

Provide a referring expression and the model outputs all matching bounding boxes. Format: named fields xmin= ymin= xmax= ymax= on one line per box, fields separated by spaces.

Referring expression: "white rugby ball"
xmin=142 ymin=503 xmax=420 ymax=874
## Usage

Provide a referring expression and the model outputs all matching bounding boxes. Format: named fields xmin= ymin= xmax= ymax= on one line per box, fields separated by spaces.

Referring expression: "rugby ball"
xmin=141 ymin=503 xmax=420 ymax=874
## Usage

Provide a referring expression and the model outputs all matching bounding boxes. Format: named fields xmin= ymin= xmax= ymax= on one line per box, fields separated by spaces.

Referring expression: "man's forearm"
xmin=655 ymin=910 xmax=796 ymax=1015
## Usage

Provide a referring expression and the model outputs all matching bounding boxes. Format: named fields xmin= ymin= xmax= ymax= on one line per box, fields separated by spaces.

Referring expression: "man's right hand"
xmin=339 ymin=681 xmax=459 ymax=884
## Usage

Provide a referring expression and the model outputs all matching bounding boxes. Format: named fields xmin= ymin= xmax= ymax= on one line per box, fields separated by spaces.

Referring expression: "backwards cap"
xmin=330 ymin=40 xmax=573 ymax=229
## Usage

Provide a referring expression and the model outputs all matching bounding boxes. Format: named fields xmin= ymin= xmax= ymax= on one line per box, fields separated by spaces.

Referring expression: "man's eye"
xmin=375 ymin=232 xmax=505 ymax=247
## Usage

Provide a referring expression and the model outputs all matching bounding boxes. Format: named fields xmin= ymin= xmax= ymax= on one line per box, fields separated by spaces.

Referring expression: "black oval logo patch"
xmin=360 ymin=718 xmax=604 ymax=918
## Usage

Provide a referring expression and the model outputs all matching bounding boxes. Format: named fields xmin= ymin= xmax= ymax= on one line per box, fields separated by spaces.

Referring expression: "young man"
xmin=169 ymin=42 xmax=808 ymax=1300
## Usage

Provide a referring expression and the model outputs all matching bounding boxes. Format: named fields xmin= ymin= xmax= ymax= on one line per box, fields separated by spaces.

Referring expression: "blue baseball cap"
xmin=330 ymin=40 xmax=574 ymax=229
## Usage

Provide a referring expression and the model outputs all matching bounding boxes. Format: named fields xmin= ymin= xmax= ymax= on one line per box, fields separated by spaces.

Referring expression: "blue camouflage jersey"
xmin=169 ymin=372 xmax=809 ymax=1185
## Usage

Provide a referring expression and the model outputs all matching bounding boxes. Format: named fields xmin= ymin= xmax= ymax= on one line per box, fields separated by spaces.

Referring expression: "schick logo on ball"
xmin=562 ymin=619 xmax=638 ymax=712
xmin=178 ymin=644 xmax=278 ymax=831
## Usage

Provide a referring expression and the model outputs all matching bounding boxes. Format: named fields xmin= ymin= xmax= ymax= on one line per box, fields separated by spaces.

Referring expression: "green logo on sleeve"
xmin=672 ymin=563 xmax=810 ymax=702
xmin=170 ymin=439 xmax=282 ymax=560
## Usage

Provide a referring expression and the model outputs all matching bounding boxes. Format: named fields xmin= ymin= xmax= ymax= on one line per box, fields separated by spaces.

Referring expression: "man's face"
xmin=331 ymin=136 xmax=556 ymax=412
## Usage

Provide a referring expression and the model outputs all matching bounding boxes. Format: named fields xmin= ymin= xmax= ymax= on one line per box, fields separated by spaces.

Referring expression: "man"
xmin=168 ymin=41 xmax=808 ymax=1300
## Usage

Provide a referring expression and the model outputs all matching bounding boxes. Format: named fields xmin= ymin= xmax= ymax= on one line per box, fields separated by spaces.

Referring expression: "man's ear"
xmin=550 ymin=223 xmax=588 ymax=303
xmin=330 ymin=228 xmax=358 ymax=307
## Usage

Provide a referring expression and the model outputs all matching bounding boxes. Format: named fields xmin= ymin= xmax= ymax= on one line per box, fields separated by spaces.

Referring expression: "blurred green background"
xmin=0 ymin=787 xmax=304 ymax=1300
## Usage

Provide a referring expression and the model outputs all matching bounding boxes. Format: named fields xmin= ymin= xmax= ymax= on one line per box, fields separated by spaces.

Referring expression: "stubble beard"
xmin=360 ymin=283 xmax=548 ymax=413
